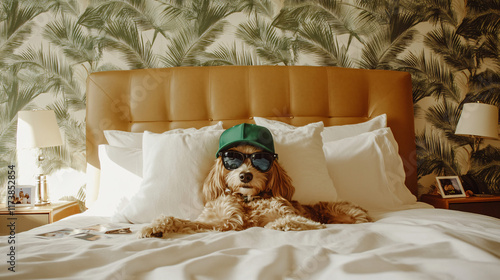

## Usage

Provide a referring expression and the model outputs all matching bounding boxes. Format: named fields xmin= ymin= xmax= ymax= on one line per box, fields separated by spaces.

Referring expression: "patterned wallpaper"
xmin=1 ymin=0 xmax=499 ymax=203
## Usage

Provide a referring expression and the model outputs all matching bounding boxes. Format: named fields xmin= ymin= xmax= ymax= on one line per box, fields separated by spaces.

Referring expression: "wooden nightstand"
xmin=420 ymin=194 xmax=500 ymax=219
xmin=0 ymin=201 xmax=81 ymax=235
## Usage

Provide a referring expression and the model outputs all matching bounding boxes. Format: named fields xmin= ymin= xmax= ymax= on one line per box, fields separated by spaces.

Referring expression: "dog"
xmin=139 ymin=124 xmax=371 ymax=238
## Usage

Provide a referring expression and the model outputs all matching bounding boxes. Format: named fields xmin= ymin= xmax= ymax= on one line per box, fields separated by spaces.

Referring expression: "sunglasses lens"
xmin=251 ymin=153 xmax=273 ymax=172
xmin=222 ymin=151 xmax=244 ymax=170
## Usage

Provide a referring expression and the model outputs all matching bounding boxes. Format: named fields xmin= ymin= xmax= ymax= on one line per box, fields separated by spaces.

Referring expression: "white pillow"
xmin=254 ymin=117 xmax=337 ymax=204
xmin=104 ymin=121 xmax=224 ymax=149
xmin=322 ymin=114 xmax=386 ymax=142
xmin=323 ymin=127 xmax=417 ymax=212
xmin=89 ymin=145 xmax=143 ymax=216
xmin=119 ymin=130 xmax=223 ymax=224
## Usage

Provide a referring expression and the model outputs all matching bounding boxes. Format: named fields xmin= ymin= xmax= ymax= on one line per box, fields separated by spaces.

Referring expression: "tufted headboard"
xmin=86 ymin=66 xmax=417 ymax=204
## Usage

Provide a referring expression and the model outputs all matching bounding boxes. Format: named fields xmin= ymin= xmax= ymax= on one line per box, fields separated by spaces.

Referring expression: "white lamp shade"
xmin=455 ymin=103 xmax=499 ymax=139
xmin=17 ymin=110 xmax=63 ymax=148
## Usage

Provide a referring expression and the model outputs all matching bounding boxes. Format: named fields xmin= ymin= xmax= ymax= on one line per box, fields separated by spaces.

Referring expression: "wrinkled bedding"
xmin=1 ymin=208 xmax=500 ymax=280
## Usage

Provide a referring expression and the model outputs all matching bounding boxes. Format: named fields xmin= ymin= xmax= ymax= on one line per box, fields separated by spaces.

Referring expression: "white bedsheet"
xmin=1 ymin=208 xmax=500 ymax=279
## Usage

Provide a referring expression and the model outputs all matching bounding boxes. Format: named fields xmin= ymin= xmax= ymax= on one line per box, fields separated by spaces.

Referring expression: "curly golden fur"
xmin=139 ymin=145 xmax=371 ymax=238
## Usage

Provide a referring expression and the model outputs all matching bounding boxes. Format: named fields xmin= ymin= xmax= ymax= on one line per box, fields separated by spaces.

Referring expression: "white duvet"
xmin=1 ymin=208 xmax=500 ymax=280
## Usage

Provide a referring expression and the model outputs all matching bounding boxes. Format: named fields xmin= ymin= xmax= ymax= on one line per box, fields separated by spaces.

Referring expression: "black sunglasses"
xmin=218 ymin=151 xmax=278 ymax=172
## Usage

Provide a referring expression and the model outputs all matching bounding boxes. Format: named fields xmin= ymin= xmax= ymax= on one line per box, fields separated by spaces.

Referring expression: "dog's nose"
xmin=239 ymin=172 xmax=253 ymax=183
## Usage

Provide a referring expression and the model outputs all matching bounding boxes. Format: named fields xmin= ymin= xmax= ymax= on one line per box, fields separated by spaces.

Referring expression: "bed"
xmin=2 ymin=66 xmax=500 ymax=279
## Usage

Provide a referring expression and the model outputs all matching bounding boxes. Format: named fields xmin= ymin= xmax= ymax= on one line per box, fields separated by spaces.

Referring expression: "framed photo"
xmin=14 ymin=185 xmax=35 ymax=207
xmin=436 ymin=176 xmax=466 ymax=198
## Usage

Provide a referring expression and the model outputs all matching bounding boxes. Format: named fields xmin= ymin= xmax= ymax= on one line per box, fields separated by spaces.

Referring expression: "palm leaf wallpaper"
xmin=1 ymin=0 xmax=499 ymax=203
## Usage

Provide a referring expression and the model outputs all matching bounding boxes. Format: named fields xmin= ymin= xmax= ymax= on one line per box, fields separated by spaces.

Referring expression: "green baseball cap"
xmin=216 ymin=123 xmax=275 ymax=157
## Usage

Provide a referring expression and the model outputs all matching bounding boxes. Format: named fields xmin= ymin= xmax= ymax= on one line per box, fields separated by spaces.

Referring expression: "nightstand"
xmin=0 ymin=201 xmax=81 ymax=235
xmin=420 ymin=194 xmax=500 ymax=219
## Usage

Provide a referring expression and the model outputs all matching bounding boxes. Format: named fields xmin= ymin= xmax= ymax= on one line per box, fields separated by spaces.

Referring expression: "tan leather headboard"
xmin=86 ymin=66 xmax=417 ymax=201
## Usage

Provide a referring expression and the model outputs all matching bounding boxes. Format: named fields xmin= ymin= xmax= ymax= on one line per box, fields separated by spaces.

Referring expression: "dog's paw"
xmin=137 ymin=225 xmax=164 ymax=238
xmin=265 ymin=216 xmax=326 ymax=231
xmin=137 ymin=215 xmax=176 ymax=238
xmin=327 ymin=201 xmax=372 ymax=224
xmin=350 ymin=209 xmax=372 ymax=224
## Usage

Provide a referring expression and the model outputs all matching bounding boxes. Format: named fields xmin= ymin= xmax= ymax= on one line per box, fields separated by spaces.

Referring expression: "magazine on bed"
xmin=79 ymin=223 xmax=132 ymax=234
xmin=35 ymin=223 xmax=131 ymax=241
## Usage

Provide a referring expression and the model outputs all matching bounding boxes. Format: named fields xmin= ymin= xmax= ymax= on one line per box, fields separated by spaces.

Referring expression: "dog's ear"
xmin=202 ymin=158 xmax=226 ymax=203
xmin=266 ymin=161 xmax=294 ymax=201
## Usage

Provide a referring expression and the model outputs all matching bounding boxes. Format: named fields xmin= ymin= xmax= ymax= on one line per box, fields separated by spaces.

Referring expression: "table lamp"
xmin=455 ymin=102 xmax=498 ymax=194
xmin=17 ymin=110 xmax=63 ymax=205
xmin=455 ymin=102 xmax=499 ymax=152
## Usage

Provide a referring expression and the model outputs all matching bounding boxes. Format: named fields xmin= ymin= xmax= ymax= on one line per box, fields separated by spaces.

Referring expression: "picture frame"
xmin=435 ymin=176 xmax=466 ymax=198
xmin=13 ymin=185 xmax=35 ymax=207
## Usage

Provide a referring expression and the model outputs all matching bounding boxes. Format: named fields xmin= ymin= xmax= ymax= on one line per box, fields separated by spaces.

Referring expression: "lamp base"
xmin=36 ymin=174 xmax=50 ymax=205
